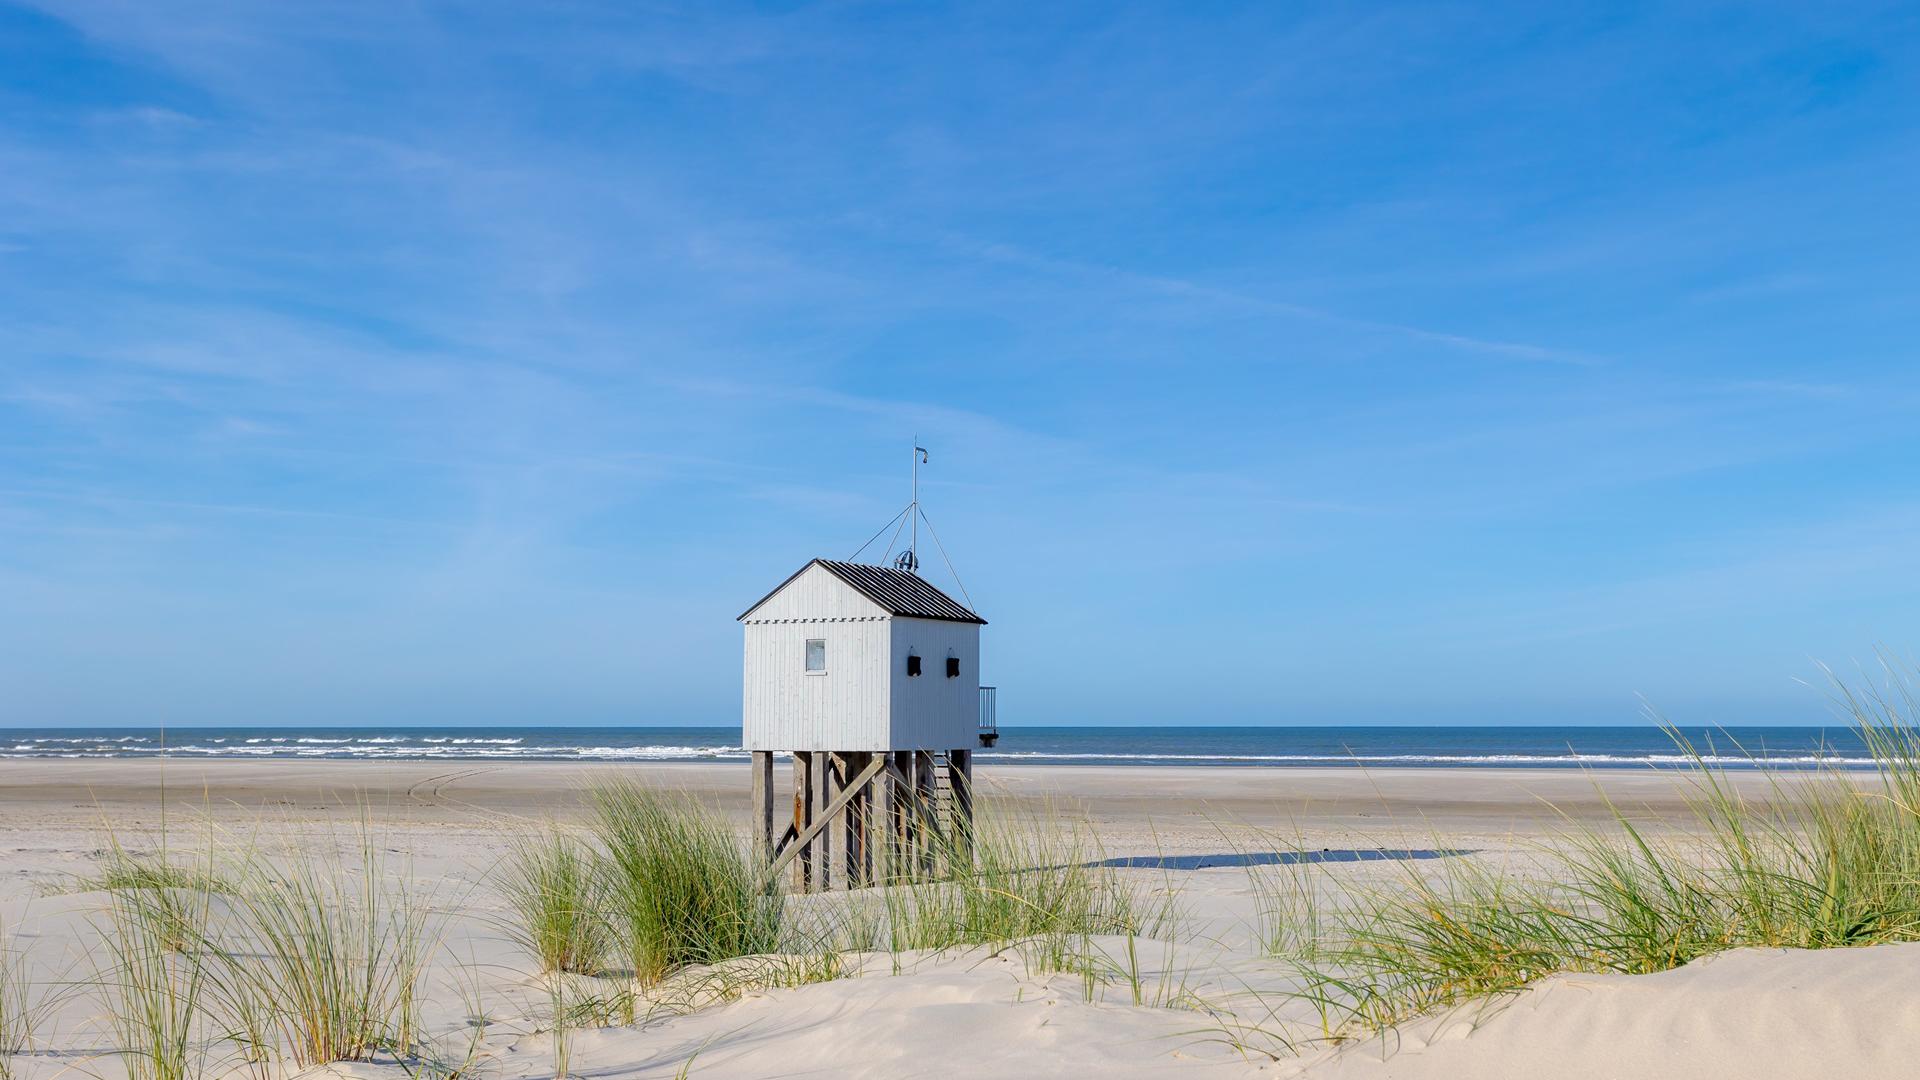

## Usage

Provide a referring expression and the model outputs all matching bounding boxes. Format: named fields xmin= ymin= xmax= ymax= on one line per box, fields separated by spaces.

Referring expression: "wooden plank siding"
xmin=887 ymin=616 xmax=980 ymax=750
xmin=744 ymin=565 xmax=979 ymax=752
xmin=742 ymin=564 xmax=893 ymax=751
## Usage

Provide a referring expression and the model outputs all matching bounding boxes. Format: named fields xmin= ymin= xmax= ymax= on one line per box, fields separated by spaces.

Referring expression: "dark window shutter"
xmin=907 ymin=654 xmax=922 ymax=677
xmin=946 ymin=656 xmax=960 ymax=678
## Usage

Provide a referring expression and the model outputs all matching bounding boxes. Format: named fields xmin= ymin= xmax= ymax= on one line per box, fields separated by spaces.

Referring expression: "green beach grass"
xmin=589 ymin=779 xmax=785 ymax=987
xmin=1264 ymin=681 xmax=1920 ymax=1042
xmin=47 ymin=667 xmax=1920 ymax=1074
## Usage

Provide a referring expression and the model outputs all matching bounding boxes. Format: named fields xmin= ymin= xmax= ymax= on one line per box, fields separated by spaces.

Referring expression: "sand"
xmin=1285 ymin=944 xmax=1920 ymax=1080
xmin=0 ymin=759 xmax=1909 ymax=1078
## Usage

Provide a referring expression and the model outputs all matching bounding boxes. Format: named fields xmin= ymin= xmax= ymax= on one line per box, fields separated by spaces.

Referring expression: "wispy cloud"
xmin=893 ymin=221 xmax=1601 ymax=365
xmin=3 ymin=1 xmax=1917 ymax=724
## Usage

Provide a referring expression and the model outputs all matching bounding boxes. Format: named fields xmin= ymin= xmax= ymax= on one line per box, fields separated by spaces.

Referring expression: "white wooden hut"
xmin=739 ymin=558 xmax=991 ymax=891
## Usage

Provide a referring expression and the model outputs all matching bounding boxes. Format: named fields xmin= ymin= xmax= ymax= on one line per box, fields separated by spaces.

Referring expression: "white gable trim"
xmin=738 ymin=561 xmax=890 ymax=624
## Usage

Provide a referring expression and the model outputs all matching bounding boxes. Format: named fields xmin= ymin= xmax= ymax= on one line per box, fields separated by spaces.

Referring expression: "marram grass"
xmin=86 ymin=819 xmax=442 ymax=1076
xmin=200 ymin=834 xmax=435 ymax=1068
xmin=589 ymin=779 xmax=784 ymax=985
xmin=0 ymin=918 xmax=57 ymax=1080
xmin=99 ymin=881 xmax=211 ymax=1080
xmin=507 ymin=782 xmax=1182 ymax=1016
xmin=875 ymin=803 xmax=1180 ymax=954
xmin=1276 ymin=670 xmax=1920 ymax=1040
xmin=501 ymin=829 xmax=614 ymax=975
xmin=58 ymin=672 xmax=1920 ymax=1072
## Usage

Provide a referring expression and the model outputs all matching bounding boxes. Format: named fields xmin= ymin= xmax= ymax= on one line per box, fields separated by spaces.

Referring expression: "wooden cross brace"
xmin=769 ymin=753 xmax=888 ymax=878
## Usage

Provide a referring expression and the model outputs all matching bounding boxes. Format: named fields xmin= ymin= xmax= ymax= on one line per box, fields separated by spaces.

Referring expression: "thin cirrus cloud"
xmin=1 ymin=2 xmax=1918 ymax=726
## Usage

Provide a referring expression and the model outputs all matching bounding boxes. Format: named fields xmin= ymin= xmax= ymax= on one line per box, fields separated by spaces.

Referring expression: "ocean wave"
xmin=0 ymin=731 xmax=1881 ymax=769
xmin=569 ymin=745 xmax=746 ymax=759
xmin=0 ymin=741 xmax=747 ymax=761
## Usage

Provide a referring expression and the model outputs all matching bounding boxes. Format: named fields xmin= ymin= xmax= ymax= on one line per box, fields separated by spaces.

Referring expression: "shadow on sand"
xmin=1084 ymin=849 xmax=1475 ymax=871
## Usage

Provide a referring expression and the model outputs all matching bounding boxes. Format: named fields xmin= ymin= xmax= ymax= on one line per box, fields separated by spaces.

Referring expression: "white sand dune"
xmin=291 ymin=941 xmax=1920 ymax=1079
xmin=0 ymin=761 xmax=1912 ymax=1079
xmin=1285 ymin=943 xmax=1920 ymax=1080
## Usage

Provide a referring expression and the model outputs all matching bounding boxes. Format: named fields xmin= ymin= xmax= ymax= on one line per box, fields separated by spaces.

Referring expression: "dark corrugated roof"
xmin=739 ymin=559 xmax=986 ymax=624
xmin=817 ymin=560 xmax=985 ymax=623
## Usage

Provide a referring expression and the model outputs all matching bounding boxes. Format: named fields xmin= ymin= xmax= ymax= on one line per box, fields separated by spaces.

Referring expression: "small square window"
xmin=946 ymin=656 xmax=960 ymax=679
xmin=805 ymin=639 xmax=827 ymax=673
xmin=906 ymin=653 xmax=922 ymax=677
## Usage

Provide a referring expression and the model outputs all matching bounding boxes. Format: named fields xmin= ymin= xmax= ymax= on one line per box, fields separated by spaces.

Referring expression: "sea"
xmin=0 ymin=725 xmax=1887 ymax=769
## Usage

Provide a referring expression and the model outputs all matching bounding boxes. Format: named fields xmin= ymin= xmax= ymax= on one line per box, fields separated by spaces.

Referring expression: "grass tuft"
xmin=881 ymin=805 xmax=1179 ymax=954
xmin=178 ymin=825 xmax=438 ymax=1071
xmin=1281 ymin=667 xmax=1920 ymax=1041
xmin=590 ymin=780 xmax=783 ymax=986
xmin=0 ymin=928 xmax=30 ymax=1080
xmin=99 ymin=883 xmax=210 ymax=1080
xmin=501 ymin=829 xmax=613 ymax=976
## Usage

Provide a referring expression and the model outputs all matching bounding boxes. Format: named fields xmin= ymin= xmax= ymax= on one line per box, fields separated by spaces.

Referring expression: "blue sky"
xmin=3 ymin=2 xmax=1918 ymax=728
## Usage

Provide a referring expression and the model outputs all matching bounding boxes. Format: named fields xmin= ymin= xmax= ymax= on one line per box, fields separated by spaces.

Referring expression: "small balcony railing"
xmin=978 ymin=685 xmax=998 ymax=748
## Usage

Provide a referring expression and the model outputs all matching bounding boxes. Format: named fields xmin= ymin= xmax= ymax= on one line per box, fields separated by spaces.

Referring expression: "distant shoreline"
xmin=0 ymin=722 xmax=1878 ymax=768
xmin=0 ymin=756 xmax=1845 ymax=835
xmin=0 ymin=754 xmax=1884 ymax=770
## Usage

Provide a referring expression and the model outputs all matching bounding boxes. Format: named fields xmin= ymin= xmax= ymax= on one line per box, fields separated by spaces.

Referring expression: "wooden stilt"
xmin=896 ymin=751 xmax=913 ymax=871
xmin=870 ymin=754 xmax=887 ymax=884
xmin=908 ymin=750 xmax=924 ymax=875
xmin=825 ymin=753 xmax=841 ymax=890
xmin=842 ymin=752 xmax=869 ymax=888
xmin=793 ymin=751 xmax=814 ymax=892
xmin=765 ymin=748 xmax=975 ymax=891
xmin=866 ymin=754 xmax=880 ymax=886
xmin=888 ymin=750 xmax=912 ymax=882
xmin=947 ymin=748 xmax=973 ymax=870
xmin=751 ymin=750 xmax=774 ymax=865
xmin=828 ymin=753 xmax=850 ymax=891
xmin=812 ymin=751 xmax=832 ymax=891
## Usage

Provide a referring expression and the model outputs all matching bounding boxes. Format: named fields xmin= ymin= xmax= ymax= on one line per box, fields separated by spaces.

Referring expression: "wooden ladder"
xmin=931 ymin=750 xmax=953 ymax=849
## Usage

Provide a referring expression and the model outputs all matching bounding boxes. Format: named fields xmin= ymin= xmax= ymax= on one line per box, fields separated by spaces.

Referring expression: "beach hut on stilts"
xmin=739 ymin=445 xmax=997 ymax=892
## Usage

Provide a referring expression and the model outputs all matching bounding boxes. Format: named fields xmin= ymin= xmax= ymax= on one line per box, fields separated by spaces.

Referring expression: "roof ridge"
xmin=815 ymin=559 xmax=986 ymax=624
xmin=737 ymin=558 xmax=985 ymax=624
